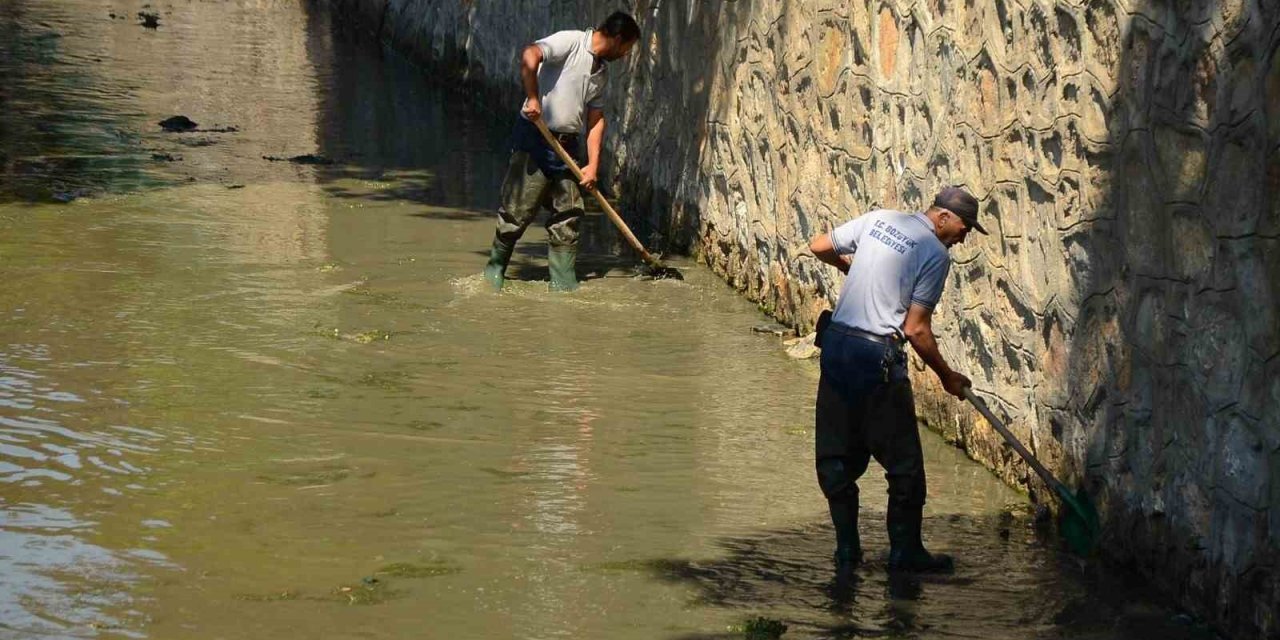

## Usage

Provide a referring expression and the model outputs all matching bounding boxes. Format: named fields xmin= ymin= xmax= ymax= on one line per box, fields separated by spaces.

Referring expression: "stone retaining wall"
xmin=320 ymin=0 xmax=1279 ymax=636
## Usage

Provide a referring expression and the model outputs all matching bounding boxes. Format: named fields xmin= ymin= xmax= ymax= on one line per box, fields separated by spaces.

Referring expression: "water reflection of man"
xmin=482 ymin=12 xmax=641 ymax=292
xmin=808 ymin=187 xmax=987 ymax=574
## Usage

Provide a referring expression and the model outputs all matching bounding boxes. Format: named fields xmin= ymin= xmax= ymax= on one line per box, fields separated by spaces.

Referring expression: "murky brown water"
xmin=0 ymin=2 xmax=1222 ymax=639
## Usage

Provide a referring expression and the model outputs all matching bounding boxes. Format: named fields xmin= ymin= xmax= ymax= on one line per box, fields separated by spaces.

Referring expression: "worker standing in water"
xmin=808 ymin=187 xmax=987 ymax=573
xmin=482 ymin=11 xmax=641 ymax=292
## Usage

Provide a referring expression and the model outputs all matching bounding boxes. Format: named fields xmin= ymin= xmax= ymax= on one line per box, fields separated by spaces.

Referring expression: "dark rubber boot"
xmin=547 ymin=246 xmax=579 ymax=292
xmin=483 ymin=238 xmax=514 ymax=291
xmin=829 ymin=500 xmax=862 ymax=570
xmin=887 ymin=507 xmax=953 ymax=573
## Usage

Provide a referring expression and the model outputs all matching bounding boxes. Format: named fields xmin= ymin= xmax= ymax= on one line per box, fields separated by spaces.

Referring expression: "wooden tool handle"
xmin=964 ymin=388 xmax=1072 ymax=498
xmin=530 ymin=118 xmax=660 ymax=266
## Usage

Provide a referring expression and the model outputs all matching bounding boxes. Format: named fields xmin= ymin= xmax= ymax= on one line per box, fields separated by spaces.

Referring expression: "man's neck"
xmin=921 ymin=209 xmax=942 ymax=233
xmin=589 ymin=32 xmax=609 ymax=72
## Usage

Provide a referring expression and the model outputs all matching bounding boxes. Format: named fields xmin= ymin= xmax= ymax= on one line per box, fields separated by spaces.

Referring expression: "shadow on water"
xmin=302 ymin=6 xmax=510 ymax=212
xmin=0 ymin=0 xmax=509 ymax=208
xmin=0 ymin=2 xmax=167 ymax=204
xmin=462 ymin=245 xmax=631 ymax=284
xmin=407 ymin=207 xmax=490 ymax=221
xmin=616 ymin=512 xmax=1221 ymax=640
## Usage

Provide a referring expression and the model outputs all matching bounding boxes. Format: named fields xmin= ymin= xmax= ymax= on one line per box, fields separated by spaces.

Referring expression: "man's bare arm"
xmin=520 ymin=45 xmax=544 ymax=119
xmin=809 ymin=233 xmax=852 ymax=274
xmin=903 ymin=303 xmax=970 ymax=398
xmin=580 ymin=108 xmax=605 ymax=190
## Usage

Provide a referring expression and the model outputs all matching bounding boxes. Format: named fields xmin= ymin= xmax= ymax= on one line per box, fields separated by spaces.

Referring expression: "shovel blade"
xmin=646 ymin=265 xmax=684 ymax=280
xmin=636 ymin=260 xmax=683 ymax=280
xmin=1059 ymin=486 xmax=1101 ymax=556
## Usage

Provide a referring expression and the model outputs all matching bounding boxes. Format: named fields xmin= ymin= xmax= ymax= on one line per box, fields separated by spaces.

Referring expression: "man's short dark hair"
xmin=598 ymin=11 xmax=641 ymax=42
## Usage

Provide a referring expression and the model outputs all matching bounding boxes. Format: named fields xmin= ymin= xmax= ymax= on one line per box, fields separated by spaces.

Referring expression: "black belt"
xmin=549 ymin=131 xmax=579 ymax=145
xmin=828 ymin=322 xmax=905 ymax=347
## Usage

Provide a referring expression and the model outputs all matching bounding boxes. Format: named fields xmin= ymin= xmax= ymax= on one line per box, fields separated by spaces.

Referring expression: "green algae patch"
xmin=374 ymin=561 xmax=461 ymax=578
xmin=233 ymin=589 xmax=300 ymax=602
xmin=257 ymin=464 xmax=350 ymax=486
xmin=478 ymin=466 xmax=532 ymax=480
xmin=329 ymin=580 xmax=401 ymax=605
xmin=730 ymin=616 xmax=787 ymax=639
xmin=355 ymin=370 xmax=410 ymax=388
xmin=309 ymin=323 xmax=394 ymax=344
xmin=350 ymin=330 xmax=391 ymax=344
xmin=313 ymin=325 xmax=343 ymax=340
xmin=343 ymin=285 xmax=423 ymax=310
xmin=234 ymin=579 xmax=410 ymax=606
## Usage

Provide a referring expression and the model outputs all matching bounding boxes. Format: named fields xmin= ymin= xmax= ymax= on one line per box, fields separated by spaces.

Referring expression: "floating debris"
xmin=332 ymin=581 xmax=399 ymax=605
xmin=150 ymin=152 xmax=180 ymax=162
xmin=752 ymin=323 xmax=789 ymax=336
xmin=137 ymin=11 xmax=159 ymax=28
xmin=263 ymin=153 xmax=335 ymax=165
xmin=156 ymin=116 xmax=238 ymax=134
xmin=783 ymin=332 xmax=819 ymax=360
xmin=235 ymin=582 xmax=402 ymax=606
xmin=51 ymin=188 xmax=92 ymax=204
xmin=158 ymin=115 xmax=197 ymax=132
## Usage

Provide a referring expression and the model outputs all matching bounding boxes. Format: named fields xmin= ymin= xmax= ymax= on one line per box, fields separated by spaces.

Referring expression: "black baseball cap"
xmin=933 ymin=186 xmax=988 ymax=235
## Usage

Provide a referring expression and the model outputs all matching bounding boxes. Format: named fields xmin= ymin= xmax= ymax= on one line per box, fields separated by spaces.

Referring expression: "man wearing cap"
xmin=807 ymin=186 xmax=987 ymax=573
xmin=481 ymin=11 xmax=641 ymax=292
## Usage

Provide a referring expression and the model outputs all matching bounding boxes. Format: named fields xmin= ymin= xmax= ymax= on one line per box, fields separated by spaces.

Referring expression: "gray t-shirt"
xmin=830 ymin=209 xmax=951 ymax=335
xmin=521 ymin=29 xmax=608 ymax=134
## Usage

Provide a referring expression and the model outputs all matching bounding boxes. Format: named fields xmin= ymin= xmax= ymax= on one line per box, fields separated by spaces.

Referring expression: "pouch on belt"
xmin=814 ymin=309 xmax=833 ymax=349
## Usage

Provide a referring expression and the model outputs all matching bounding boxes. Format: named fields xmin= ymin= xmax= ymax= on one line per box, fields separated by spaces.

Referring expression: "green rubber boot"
xmin=547 ymin=246 xmax=579 ymax=292
xmin=483 ymin=239 xmax=514 ymax=291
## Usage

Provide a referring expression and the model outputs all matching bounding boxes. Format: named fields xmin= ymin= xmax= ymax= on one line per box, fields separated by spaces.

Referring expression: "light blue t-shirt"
xmin=830 ymin=209 xmax=951 ymax=335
